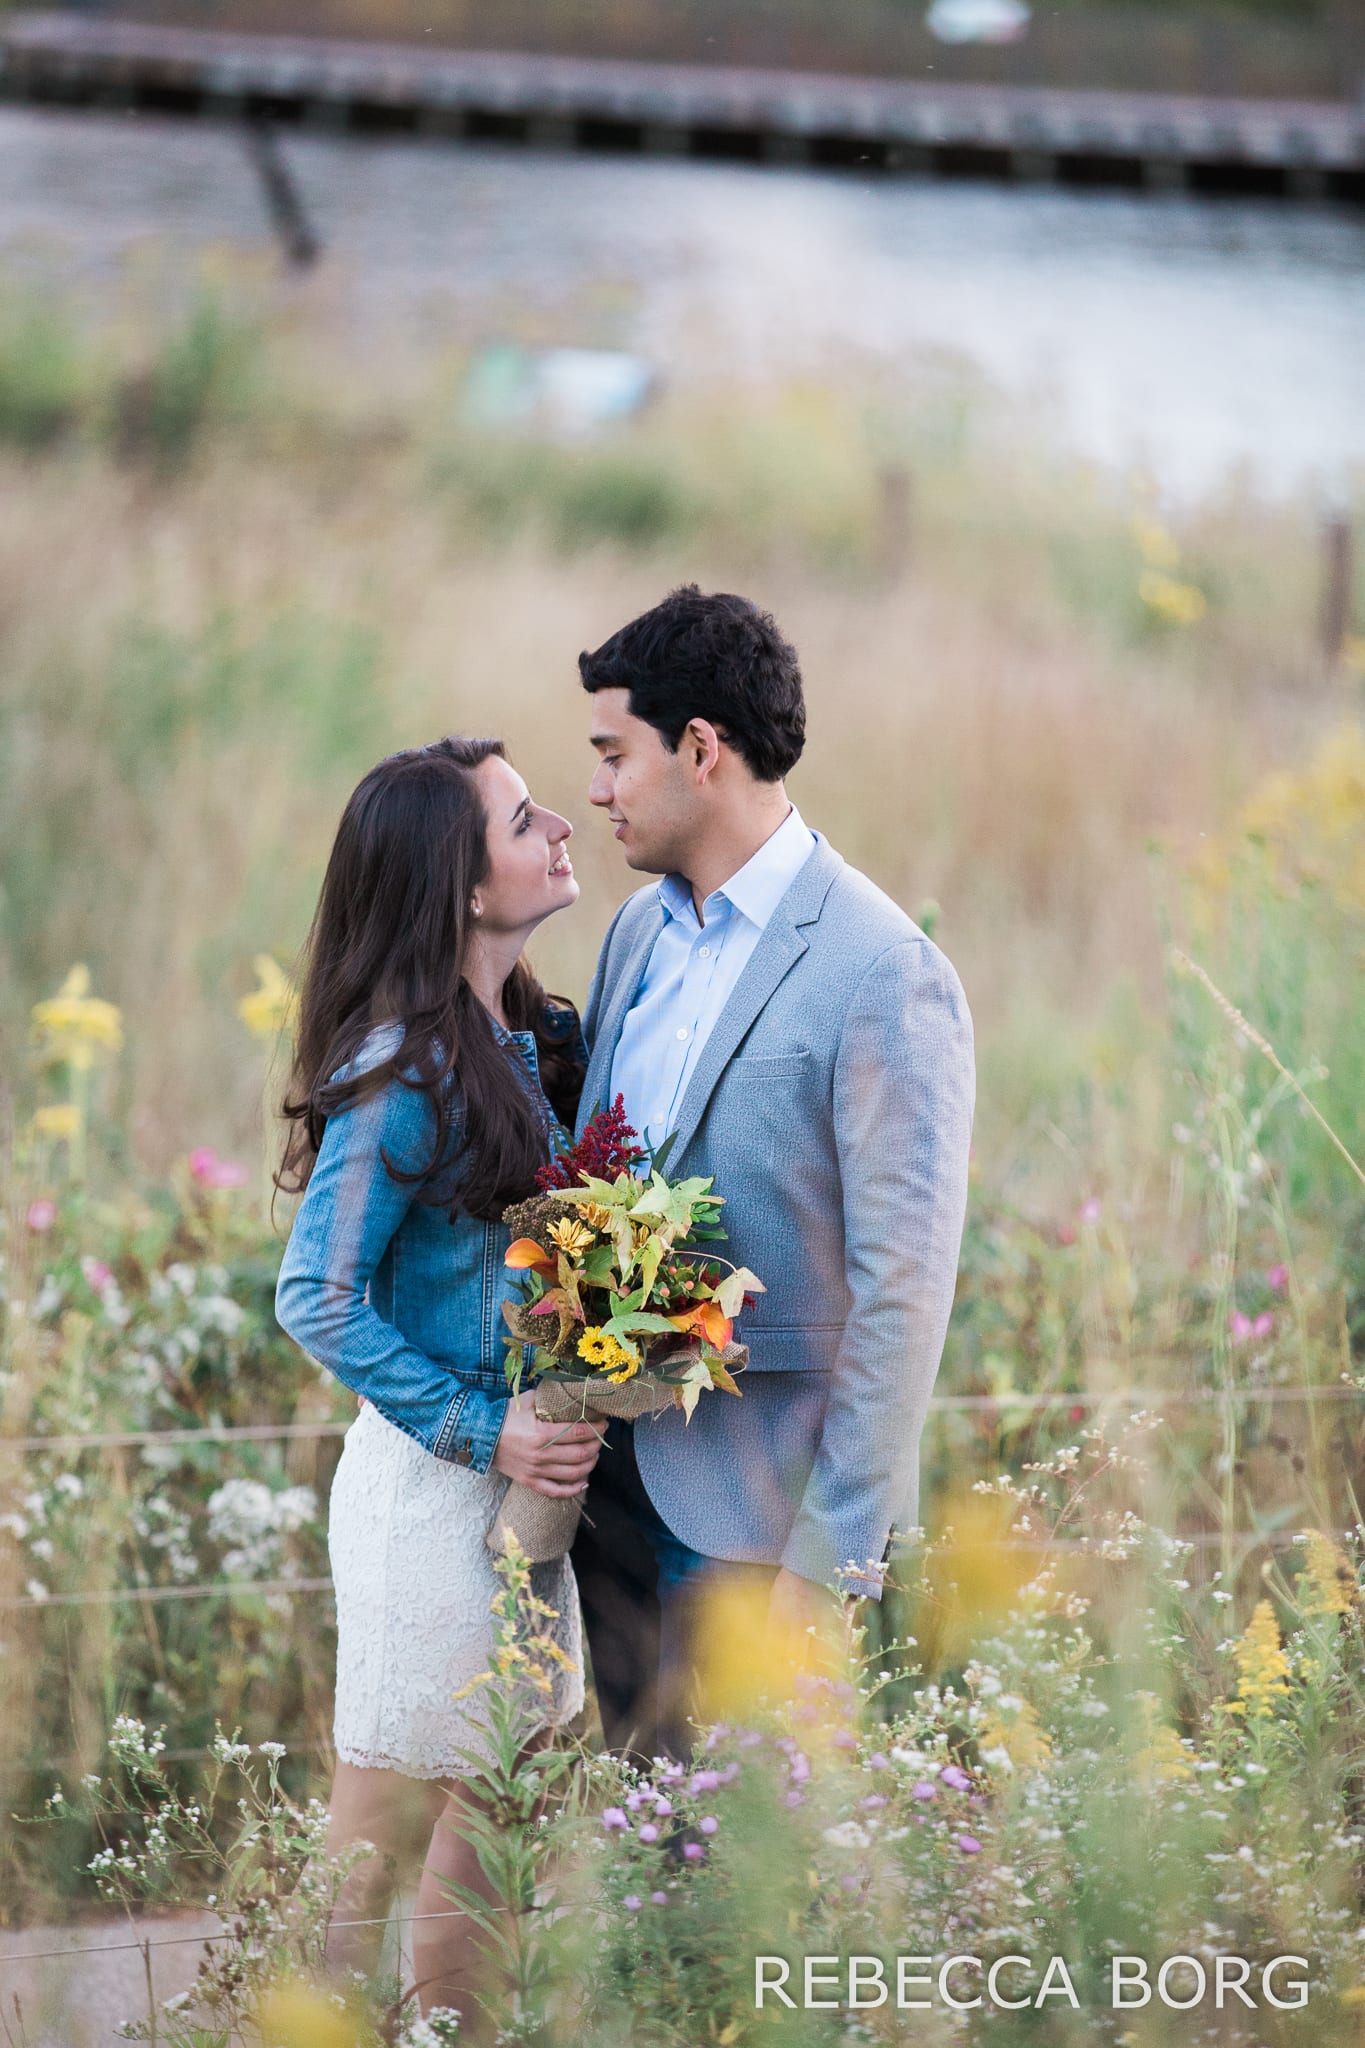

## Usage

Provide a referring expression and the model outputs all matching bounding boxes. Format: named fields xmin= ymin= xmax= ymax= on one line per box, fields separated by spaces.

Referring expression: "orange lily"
xmin=668 ymin=1300 xmax=733 ymax=1349
xmin=505 ymin=1237 xmax=557 ymax=1278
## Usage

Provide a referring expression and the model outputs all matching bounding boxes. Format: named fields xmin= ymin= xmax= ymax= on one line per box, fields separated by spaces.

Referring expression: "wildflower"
xmin=1140 ymin=569 xmax=1207 ymax=625
xmin=32 ymin=1103 xmax=82 ymax=1141
xmin=911 ymin=1781 xmax=937 ymax=1801
xmin=1267 ymin=1264 xmax=1289 ymax=1293
xmin=1297 ymin=1530 xmax=1358 ymax=1619
xmin=26 ymin=1198 xmax=56 ymax=1230
xmin=958 ymin=1834 xmax=982 ymax=1854
xmin=602 ymin=1807 xmax=629 ymax=1832
xmin=784 ymin=1789 xmax=804 ymax=1807
xmin=189 ymin=1146 xmax=249 ymax=1190
xmin=1079 ymin=1197 xmax=1102 ymax=1225
xmin=823 ymin=1822 xmax=871 ymax=1849
xmin=699 ymin=1815 xmax=719 ymax=1835
xmin=80 ymin=1256 xmax=113 ymax=1294
xmin=1228 ymin=1310 xmax=1253 ymax=1342
xmin=236 ymin=954 xmax=296 ymax=1040
xmin=623 ymin=1893 xmax=642 ymax=1911
xmin=547 ymin=1215 xmax=595 ymax=1258
xmin=575 ymin=1200 xmax=615 ymax=1230
xmin=258 ymin=1741 xmax=288 ymax=1760
xmin=939 ymin=1764 xmax=972 ymax=1792
xmin=653 ymin=1795 xmax=673 ymax=1816
xmin=682 ymin=1843 xmax=705 ymax=1862
xmin=650 ymin=1889 xmax=668 ymax=1904
xmin=690 ymin=1769 xmax=720 ymax=1793
xmin=638 ymin=1824 xmax=660 ymax=1844
xmin=1229 ymin=1600 xmax=1293 ymax=1721
xmin=31 ymin=966 xmax=123 ymax=1071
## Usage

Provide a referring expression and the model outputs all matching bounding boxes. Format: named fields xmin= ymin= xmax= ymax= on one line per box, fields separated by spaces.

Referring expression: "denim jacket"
xmin=274 ymin=1002 xmax=584 ymax=1473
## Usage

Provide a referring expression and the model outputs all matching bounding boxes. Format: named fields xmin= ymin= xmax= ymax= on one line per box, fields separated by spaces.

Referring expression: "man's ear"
xmin=686 ymin=718 xmax=724 ymax=784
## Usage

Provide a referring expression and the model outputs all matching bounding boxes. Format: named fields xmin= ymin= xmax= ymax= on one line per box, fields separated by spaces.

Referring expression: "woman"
xmin=273 ymin=735 xmax=601 ymax=2025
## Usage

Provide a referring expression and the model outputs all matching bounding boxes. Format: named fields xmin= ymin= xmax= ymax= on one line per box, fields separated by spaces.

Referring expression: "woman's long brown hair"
xmin=277 ymin=737 xmax=584 ymax=1220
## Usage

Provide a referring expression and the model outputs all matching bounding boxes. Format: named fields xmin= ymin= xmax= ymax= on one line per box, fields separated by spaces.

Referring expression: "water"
xmin=2 ymin=105 xmax=1362 ymax=497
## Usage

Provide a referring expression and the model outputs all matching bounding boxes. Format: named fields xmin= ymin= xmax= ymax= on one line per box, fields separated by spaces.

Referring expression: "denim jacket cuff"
xmin=434 ymin=1384 xmax=510 ymax=1474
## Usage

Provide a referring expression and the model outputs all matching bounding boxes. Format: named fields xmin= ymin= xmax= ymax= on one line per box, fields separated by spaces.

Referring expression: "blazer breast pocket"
xmin=728 ymin=1049 xmax=812 ymax=1078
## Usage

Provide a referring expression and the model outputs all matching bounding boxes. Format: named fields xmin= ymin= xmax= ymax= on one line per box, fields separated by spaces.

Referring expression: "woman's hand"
xmin=491 ymin=1391 xmax=603 ymax=1498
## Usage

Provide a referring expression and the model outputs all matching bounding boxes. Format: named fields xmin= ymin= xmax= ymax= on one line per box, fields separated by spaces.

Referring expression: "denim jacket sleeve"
xmin=273 ymin=1065 xmax=510 ymax=1472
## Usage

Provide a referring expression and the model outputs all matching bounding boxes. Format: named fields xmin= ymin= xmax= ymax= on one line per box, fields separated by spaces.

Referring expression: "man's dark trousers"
xmin=570 ymin=1415 xmax=777 ymax=1765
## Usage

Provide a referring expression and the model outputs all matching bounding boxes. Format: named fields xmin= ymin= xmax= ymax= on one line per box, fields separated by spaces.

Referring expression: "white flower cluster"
xmin=206 ymin=1478 xmax=317 ymax=1579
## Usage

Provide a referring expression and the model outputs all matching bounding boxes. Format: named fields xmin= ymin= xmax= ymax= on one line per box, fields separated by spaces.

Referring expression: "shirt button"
xmin=698 ymin=945 xmax=711 ymax=958
xmin=676 ymin=1027 xmax=688 ymax=1041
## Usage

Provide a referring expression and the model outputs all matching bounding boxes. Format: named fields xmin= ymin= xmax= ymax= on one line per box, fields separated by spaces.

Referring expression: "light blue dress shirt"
xmin=609 ymin=802 xmax=818 ymax=1154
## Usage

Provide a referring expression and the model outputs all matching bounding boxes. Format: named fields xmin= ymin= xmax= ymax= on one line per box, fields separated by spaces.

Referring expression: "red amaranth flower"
xmin=536 ymin=1094 xmax=646 ymax=1190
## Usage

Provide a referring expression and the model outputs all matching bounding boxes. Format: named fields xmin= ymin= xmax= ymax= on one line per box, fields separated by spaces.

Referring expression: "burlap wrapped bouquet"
xmin=487 ymin=1296 xmax=748 ymax=1559
xmin=484 ymin=1102 xmax=762 ymax=1563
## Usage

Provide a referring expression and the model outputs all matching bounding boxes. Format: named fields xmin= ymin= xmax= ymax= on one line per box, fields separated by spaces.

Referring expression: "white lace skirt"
xmin=328 ymin=1400 xmax=585 ymax=1778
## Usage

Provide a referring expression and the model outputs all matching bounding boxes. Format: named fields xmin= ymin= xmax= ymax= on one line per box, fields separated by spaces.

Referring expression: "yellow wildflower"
xmin=575 ymin=1200 xmax=614 ymax=1230
xmin=547 ymin=1215 xmax=595 ymax=1258
xmin=577 ymin=1326 xmax=609 ymax=1365
xmin=1139 ymin=568 xmax=1207 ymax=626
xmin=1129 ymin=1692 xmax=1193 ymax=1785
xmin=979 ymin=1696 xmax=1052 ymax=1772
xmin=1229 ymin=1599 xmax=1293 ymax=1721
xmin=1132 ymin=513 xmax=1180 ymax=569
xmin=31 ymin=966 xmax=123 ymax=1072
xmin=32 ymin=1102 xmax=82 ymax=1141
xmin=237 ymin=954 xmax=297 ymax=1040
xmin=1297 ymin=1529 xmax=1357 ymax=1620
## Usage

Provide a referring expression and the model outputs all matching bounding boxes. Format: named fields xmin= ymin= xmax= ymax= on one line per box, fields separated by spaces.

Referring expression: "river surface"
xmin=2 ymin=105 xmax=1362 ymax=497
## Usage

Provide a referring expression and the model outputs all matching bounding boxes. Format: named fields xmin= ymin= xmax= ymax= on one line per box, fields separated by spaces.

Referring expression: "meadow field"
xmin=1 ymin=273 xmax=1363 ymax=2044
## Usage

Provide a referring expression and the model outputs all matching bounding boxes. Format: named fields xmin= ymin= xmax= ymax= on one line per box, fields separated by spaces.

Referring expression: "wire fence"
xmin=4 ymin=1381 xmax=1358 ymax=1458
xmin=0 ymin=1902 xmax=509 ymax=1971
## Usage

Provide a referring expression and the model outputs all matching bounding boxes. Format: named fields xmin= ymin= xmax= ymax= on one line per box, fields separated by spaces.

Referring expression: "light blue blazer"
xmin=578 ymin=831 xmax=975 ymax=1599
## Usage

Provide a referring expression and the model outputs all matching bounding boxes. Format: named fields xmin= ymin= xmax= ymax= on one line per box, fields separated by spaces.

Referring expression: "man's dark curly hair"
xmin=578 ymin=584 xmax=805 ymax=784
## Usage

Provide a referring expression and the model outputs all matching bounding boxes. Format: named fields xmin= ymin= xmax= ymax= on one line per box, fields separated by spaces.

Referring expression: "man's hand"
xmin=491 ymin=1391 xmax=604 ymax=1498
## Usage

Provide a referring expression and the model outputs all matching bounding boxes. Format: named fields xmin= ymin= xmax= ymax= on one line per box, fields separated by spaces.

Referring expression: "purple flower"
xmin=1079 ymin=1197 xmax=1102 ymax=1225
xmin=831 ymin=1729 xmax=857 ymax=1750
xmin=602 ymin=1808 xmax=629 ymax=1832
xmin=683 ymin=1842 xmax=705 ymax=1862
xmin=653 ymin=1796 xmax=673 ymax=1818
xmin=638 ymin=1823 xmax=660 ymax=1844
xmin=840 ymin=1871 xmax=860 ymax=1891
xmin=1267 ymin=1264 xmax=1289 ymax=1293
xmin=1252 ymin=1311 xmax=1274 ymax=1339
xmin=625 ymin=1790 xmax=644 ymax=1811
xmin=699 ymin=1815 xmax=719 ymax=1836
xmin=958 ymin=1833 xmax=982 ymax=1854
xmin=690 ymin=1770 xmax=720 ymax=1793
xmin=862 ymin=1793 xmax=888 ymax=1810
xmin=737 ymin=1729 xmax=763 ymax=1748
xmin=910 ymin=1781 xmax=937 ymax=1802
xmin=623 ymin=1893 xmax=642 ymax=1911
xmin=867 ymin=1752 xmax=890 ymax=1771
xmin=650 ymin=1890 xmax=668 ymax=1905
xmin=1229 ymin=1310 xmax=1253 ymax=1342
xmin=788 ymin=1752 xmax=811 ymax=1784
xmin=940 ymin=1764 xmax=971 ymax=1792
xmin=718 ymin=1762 xmax=741 ymax=1783
xmin=784 ymin=1789 xmax=805 ymax=1808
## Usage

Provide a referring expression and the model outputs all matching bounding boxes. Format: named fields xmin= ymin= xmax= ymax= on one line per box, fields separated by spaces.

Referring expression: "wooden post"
xmin=876 ymin=463 xmax=912 ymax=581
xmin=1320 ymin=510 xmax=1355 ymax=670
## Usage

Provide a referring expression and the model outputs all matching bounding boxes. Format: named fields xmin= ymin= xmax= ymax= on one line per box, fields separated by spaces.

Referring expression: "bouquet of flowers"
xmin=487 ymin=1097 xmax=763 ymax=1561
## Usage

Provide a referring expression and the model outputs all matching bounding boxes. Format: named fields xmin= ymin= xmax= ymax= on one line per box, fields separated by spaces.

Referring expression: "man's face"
xmin=587 ymin=688 xmax=701 ymax=875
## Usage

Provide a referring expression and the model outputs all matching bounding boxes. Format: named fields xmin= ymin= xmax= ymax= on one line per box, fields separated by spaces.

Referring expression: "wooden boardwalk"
xmin=2 ymin=11 xmax=1361 ymax=200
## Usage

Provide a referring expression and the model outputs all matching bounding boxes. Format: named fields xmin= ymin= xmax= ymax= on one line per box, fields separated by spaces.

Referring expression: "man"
xmin=568 ymin=584 xmax=975 ymax=1764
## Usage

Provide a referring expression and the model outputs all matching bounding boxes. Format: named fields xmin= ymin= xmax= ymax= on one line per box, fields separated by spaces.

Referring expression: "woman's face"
xmin=471 ymin=753 xmax=578 ymax=934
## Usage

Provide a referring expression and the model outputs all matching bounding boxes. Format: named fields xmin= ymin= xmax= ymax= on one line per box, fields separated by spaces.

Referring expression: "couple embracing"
xmin=273 ymin=583 xmax=976 ymax=2021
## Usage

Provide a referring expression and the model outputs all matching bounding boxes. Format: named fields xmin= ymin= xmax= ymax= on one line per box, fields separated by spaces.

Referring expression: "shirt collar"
xmin=656 ymin=802 xmax=814 ymax=934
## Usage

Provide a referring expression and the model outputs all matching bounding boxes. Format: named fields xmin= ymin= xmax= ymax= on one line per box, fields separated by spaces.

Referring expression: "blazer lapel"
xmin=666 ymin=834 xmax=844 ymax=1165
xmin=579 ymin=896 xmax=665 ymax=1130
